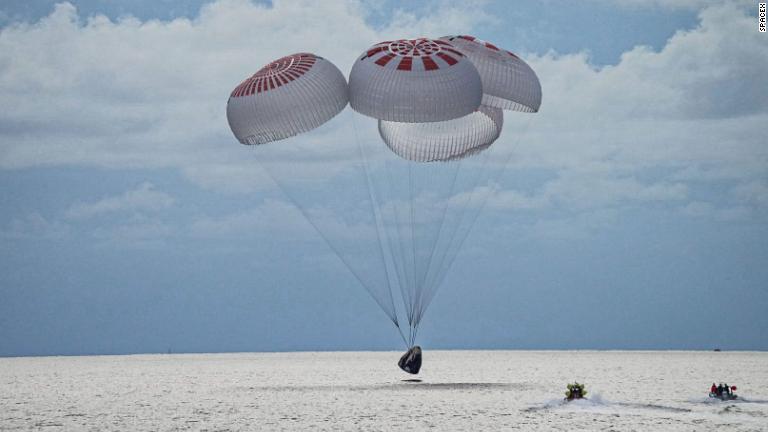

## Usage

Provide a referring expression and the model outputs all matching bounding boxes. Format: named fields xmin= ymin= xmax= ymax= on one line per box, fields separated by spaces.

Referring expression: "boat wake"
xmin=616 ymin=401 xmax=691 ymax=413
xmin=524 ymin=395 xmax=607 ymax=412
xmin=690 ymin=396 xmax=768 ymax=405
xmin=525 ymin=395 xmax=690 ymax=414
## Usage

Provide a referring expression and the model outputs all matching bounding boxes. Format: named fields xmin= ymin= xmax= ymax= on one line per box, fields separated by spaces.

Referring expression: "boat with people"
xmin=565 ymin=382 xmax=587 ymax=401
xmin=709 ymin=382 xmax=738 ymax=401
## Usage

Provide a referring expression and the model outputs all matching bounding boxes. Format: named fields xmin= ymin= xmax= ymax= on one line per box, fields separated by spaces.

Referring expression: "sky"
xmin=0 ymin=0 xmax=766 ymax=357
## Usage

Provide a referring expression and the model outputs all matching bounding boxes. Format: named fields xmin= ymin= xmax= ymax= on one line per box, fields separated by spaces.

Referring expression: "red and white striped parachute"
xmin=440 ymin=35 xmax=542 ymax=113
xmin=348 ymin=38 xmax=482 ymax=123
xmin=225 ymin=37 xmax=541 ymax=160
xmin=226 ymin=53 xmax=348 ymax=145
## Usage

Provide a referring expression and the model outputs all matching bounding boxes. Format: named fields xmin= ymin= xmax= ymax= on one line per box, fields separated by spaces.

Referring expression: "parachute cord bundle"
xmin=416 ymin=117 xmax=535 ymax=320
xmin=252 ymin=156 xmax=399 ymax=329
xmin=350 ymin=110 xmax=409 ymax=347
xmin=353 ymin=113 xmax=535 ymax=348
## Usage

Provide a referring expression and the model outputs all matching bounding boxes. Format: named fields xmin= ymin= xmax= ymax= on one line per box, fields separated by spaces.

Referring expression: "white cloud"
xmin=189 ymin=196 xmax=378 ymax=241
xmin=677 ymin=200 xmax=751 ymax=221
xmin=670 ymin=162 xmax=767 ymax=182
xmin=189 ymin=198 xmax=309 ymax=238
xmin=513 ymin=2 xmax=767 ymax=170
xmin=382 ymin=1 xmax=495 ymax=38
xmin=480 ymin=172 xmax=688 ymax=211
xmin=472 ymin=1 xmax=766 ymax=218
xmin=182 ymin=162 xmax=271 ymax=195
xmin=679 ymin=200 xmax=714 ymax=217
xmin=0 ymin=0 xmax=764 ymax=219
xmin=0 ymin=212 xmax=70 ymax=240
xmin=0 ymin=0 xmax=491 ymax=171
xmin=91 ymin=219 xmax=174 ymax=244
xmin=732 ymin=181 xmax=768 ymax=209
xmin=65 ymin=182 xmax=174 ymax=219
xmin=545 ymin=173 xmax=688 ymax=209
xmin=593 ymin=0 xmax=749 ymax=11
xmin=527 ymin=208 xmax=620 ymax=241
xmin=481 ymin=187 xmax=550 ymax=210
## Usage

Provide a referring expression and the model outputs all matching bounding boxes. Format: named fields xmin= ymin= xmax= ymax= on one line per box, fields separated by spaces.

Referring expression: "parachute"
xmin=227 ymin=53 xmax=348 ymax=144
xmin=440 ymin=35 xmax=542 ymax=112
xmin=348 ymin=38 xmax=482 ymax=123
xmin=378 ymin=104 xmax=503 ymax=162
xmin=225 ymin=37 xmax=541 ymax=362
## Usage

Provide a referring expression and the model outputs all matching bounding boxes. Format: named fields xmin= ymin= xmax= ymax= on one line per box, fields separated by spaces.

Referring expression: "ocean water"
xmin=1 ymin=351 xmax=767 ymax=431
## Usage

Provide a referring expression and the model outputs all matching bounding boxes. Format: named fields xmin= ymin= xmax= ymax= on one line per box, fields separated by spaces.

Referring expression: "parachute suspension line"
xmin=255 ymin=161 xmax=397 ymax=325
xmin=393 ymin=319 xmax=409 ymax=347
xmin=410 ymin=322 xmax=420 ymax=347
xmin=363 ymin=147 xmax=417 ymax=335
xmin=408 ymin=162 xmax=418 ymax=333
xmin=382 ymin=160 xmax=416 ymax=328
xmin=349 ymin=111 xmax=407 ymax=347
xmin=415 ymin=122 xmax=517 ymax=325
xmin=414 ymin=153 xmax=490 ymax=325
xmin=418 ymin=118 xmax=536 ymax=321
xmin=419 ymin=160 xmax=461 ymax=288
xmin=410 ymin=150 xmax=491 ymax=327
xmin=409 ymin=320 xmax=413 ymax=348
xmin=419 ymin=141 xmax=529 ymax=319
xmin=410 ymin=160 xmax=462 ymax=326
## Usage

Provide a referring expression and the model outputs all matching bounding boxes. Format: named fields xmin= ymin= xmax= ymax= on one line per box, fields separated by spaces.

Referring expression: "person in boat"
xmin=723 ymin=383 xmax=730 ymax=396
xmin=717 ymin=383 xmax=724 ymax=396
xmin=575 ymin=383 xmax=585 ymax=398
xmin=710 ymin=383 xmax=717 ymax=394
xmin=565 ymin=382 xmax=587 ymax=400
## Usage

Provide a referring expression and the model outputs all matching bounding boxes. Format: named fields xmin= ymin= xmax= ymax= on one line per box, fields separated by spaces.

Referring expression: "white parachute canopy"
xmin=378 ymin=105 xmax=503 ymax=162
xmin=440 ymin=35 xmax=542 ymax=113
xmin=371 ymin=35 xmax=542 ymax=165
xmin=348 ymin=38 xmax=482 ymax=122
xmin=227 ymin=53 xmax=348 ymax=144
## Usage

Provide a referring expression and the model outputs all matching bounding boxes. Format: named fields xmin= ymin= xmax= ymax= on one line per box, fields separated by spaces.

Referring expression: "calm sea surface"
xmin=1 ymin=351 xmax=767 ymax=431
